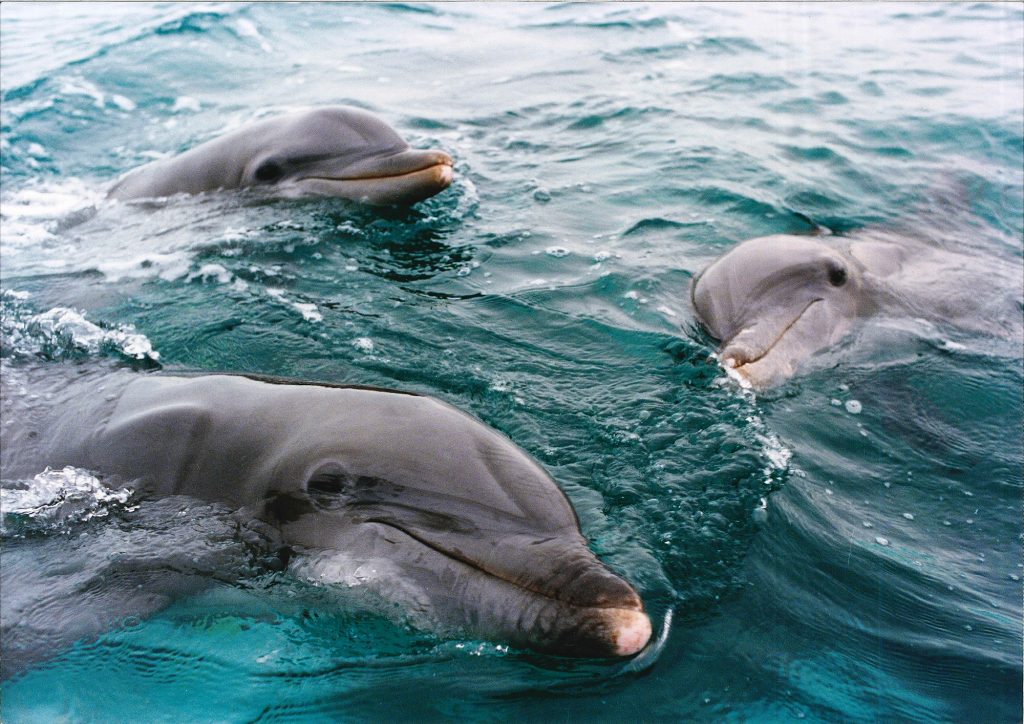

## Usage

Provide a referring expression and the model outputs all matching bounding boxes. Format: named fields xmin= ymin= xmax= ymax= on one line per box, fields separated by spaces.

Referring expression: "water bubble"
xmin=352 ymin=337 xmax=375 ymax=354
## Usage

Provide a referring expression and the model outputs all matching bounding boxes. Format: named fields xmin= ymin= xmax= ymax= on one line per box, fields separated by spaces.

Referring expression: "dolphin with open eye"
xmin=107 ymin=107 xmax=453 ymax=206
xmin=691 ymin=234 xmax=871 ymax=389
xmin=0 ymin=371 xmax=651 ymax=660
xmin=690 ymin=231 xmax=1022 ymax=389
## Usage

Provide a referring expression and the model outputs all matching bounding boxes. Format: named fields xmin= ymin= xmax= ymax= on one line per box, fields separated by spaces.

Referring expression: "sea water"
xmin=1 ymin=3 xmax=1021 ymax=721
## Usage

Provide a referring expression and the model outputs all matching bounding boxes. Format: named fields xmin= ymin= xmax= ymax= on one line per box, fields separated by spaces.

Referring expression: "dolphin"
xmin=691 ymin=234 xmax=873 ymax=389
xmin=690 ymin=231 xmax=1022 ymax=388
xmin=0 ymin=371 xmax=651 ymax=661
xmin=107 ymin=107 xmax=453 ymax=205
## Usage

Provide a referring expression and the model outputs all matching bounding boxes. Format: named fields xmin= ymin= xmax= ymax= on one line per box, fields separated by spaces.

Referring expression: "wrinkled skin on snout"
xmin=107 ymin=107 xmax=453 ymax=205
xmin=1 ymin=373 xmax=650 ymax=658
xmin=691 ymin=235 xmax=875 ymax=389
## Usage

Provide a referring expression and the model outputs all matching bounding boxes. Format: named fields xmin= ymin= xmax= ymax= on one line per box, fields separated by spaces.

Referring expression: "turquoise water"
xmin=1 ymin=2 xmax=1022 ymax=721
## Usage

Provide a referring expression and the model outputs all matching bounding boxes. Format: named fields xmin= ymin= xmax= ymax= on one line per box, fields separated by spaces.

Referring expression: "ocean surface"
xmin=1 ymin=2 xmax=1022 ymax=721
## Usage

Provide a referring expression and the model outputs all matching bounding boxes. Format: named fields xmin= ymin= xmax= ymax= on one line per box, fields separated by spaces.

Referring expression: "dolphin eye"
xmin=827 ymin=262 xmax=848 ymax=287
xmin=306 ymin=464 xmax=353 ymax=507
xmin=254 ymin=160 xmax=284 ymax=183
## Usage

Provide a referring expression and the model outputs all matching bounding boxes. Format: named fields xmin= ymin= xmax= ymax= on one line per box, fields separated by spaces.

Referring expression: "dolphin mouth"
xmin=309 ymin=150 xmax=453 ymax=183
xmin=361 ymin=517 xmax=651 ymax=657
xmin=294 ymin=149 xmax=453 ymax=205
xmin=720 ymin=298 xmax=823 ymax=387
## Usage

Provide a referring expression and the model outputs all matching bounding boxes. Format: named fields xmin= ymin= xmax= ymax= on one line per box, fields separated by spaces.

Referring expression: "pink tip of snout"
xmin=611 ymin=609 xmax=652 ymax=656
xmin=437 ymin=164 xmax=454 ymax=186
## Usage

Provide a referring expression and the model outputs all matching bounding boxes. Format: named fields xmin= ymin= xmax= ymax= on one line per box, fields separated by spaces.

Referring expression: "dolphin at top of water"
xmin=690 ymin=231 xmax=1022 ymax=389
xmin=107 ymin=107 xmax=454 ymax=205
xmin=691 ymin=234 xmax=872 ymax=389
xmin=0 ymin=371 xmax=651 ymax=659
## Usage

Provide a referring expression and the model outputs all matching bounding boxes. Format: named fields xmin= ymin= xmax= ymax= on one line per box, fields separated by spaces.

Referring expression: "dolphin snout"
xmin=549 ymin=603 xmax=652 ymax=658
xmin=607 ymin=608 xmax=653 ymax=656
xmin=538 ymin=555 xmax=652 ymax=657
xmin=430 ymin=149 xmax=453 ymax=168
xmin=720 ymin=340 xmax=758 ymax=368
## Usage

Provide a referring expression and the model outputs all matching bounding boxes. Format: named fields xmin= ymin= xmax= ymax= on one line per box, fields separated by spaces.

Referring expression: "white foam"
xmin=172 ymin=96 xmax=202 ymax=113
xmin=95 ymin=251 xmax=193 ymax=282
xmin=27 ymin=306 xmax=160 ymax=361
xmin=57 ymin=76 xmax=106 ymax=109
xmin=1 ymin=466 xmax=133 ymax=530
xmin=266 ymin=288 xmax=323 ymax=323
xmin=188 ymin=263 xmax=234 ymax=285
xmin=0 ymin=179 xmax=100 ymax=252
xmin=233 ymin=18 xmax=273 ymax=53
xmin=110 ymin=94 xmax=136 ymax=111
xmin=352 ymin=337 xmax=375 ymax=354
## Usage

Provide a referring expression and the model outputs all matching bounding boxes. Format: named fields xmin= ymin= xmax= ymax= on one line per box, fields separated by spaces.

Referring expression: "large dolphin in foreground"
xmin=691 ymin=232 xmax=1022 ymax=389
xmin=0 ymin=371 xmax=651 ymax=664
xmin=107 ymin=107 xmax=453 ymax=205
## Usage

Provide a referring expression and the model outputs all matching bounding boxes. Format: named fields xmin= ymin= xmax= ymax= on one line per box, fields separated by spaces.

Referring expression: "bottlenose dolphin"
xmin=0 ymin=371 xmax=651 ymax=661
xmin=690 ymin=232 xmax=1021 ymax=389
xmin=107 ymin=107 xmax=453 ymax=205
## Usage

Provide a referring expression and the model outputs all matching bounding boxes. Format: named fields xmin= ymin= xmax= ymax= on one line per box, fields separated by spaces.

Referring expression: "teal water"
xmin=1 ymin=2 xmax=1022 ymax=721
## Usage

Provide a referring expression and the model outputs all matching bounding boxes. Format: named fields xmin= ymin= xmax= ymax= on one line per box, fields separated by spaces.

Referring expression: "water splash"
xmin=1 ymin=292 xmax=160 ymax=363
xmin=1 ymin=466 xmax=133 ymax=535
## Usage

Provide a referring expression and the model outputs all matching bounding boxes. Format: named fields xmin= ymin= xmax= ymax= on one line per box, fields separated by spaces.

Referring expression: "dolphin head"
xmin=77 ymin=375 xmax=650 ymax=658
xmin=108 ymin=107 xmax=453 ymax=205
xmin=691 ymin=235 xmax=869 ymax=388
xmin=256 ymin=388 xmax=651 ymax=657
xmin=239 ymin=108 xmax=453 ymax=205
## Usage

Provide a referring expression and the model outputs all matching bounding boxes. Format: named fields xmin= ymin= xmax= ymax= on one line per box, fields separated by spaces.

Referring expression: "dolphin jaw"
xmin=330 ymin=516 xmax=652 ymax=657
xmin=290 ymin=151 xmax=454 ymax=205
xmin=718 ymin=298 xmax=824 ymax=388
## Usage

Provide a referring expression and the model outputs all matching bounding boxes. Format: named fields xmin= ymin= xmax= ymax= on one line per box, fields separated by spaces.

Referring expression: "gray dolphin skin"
xmin=691 ymin=230 xmax=1023 ymax=388
xmin=1 ymin=372 xmax=651 ymax=659
xmin=691 ymin=234 xmax=878 ymax=389
xmin=107 ymin=107 xmax=453 ymax=205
